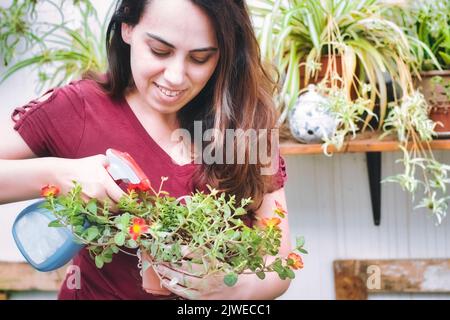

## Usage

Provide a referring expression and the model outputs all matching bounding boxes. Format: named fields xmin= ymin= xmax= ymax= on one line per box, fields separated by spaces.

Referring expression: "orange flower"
xmin=287 ymin=253 xmax=304 ymax=270
xmin=274 ymin=200 xmax=287 ymax=218
xmin=127 ymin=178 xmax=152 ymax=193
xmin=262 ymin=217 xmax=281 ymax=228
xmin=128 ymin=218 xmax=149 ymax=240
xmin=41 ymin=184 xmax=60 ymax=197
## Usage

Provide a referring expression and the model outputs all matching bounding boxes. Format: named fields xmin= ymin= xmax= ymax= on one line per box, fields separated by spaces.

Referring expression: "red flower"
xmin=41 ymin=185 xmax=60 ymax=197
xmin=127 ymin=184 xmax=138 ymax=194
xmin=128 ymin=218 xmax=149 ymax=240
xmin=287 ymin=253 xmax=304 ymax=270
xmin=127 ymin=178 xmax=152 ymax=193
xmin=274 ymin=200 xmax=287 ymax=218
xmin=262 ymin=217 xmax=281 ymax=228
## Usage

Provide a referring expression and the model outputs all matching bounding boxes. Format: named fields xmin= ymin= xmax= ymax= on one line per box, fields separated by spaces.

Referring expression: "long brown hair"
xmin=89 ymin=0 xmax=279 ymax=214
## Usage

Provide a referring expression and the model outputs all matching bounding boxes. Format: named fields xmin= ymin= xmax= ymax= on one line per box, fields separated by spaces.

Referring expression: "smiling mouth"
xmin=155 ymin=83 xmax=186 ymax=97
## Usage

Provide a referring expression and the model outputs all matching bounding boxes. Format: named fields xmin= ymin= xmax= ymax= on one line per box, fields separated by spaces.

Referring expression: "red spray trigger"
xmin=105 ymin=149 xmax=150 ymax=191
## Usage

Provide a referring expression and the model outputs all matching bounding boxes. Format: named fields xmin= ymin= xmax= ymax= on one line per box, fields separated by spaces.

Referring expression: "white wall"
xmin=282 ymin=152 xmax=450 ymax=300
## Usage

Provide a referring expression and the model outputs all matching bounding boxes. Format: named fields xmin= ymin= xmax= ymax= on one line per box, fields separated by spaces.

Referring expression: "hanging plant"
xmin=0 ymin=0 xmax=113 ymax=93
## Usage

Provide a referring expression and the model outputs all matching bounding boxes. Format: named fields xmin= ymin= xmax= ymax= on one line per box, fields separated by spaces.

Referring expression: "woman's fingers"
xmin=160 ymin=278 xmax=199 ymax=300
xmin=155 ymin=263 xmax=203 ymax=289
xmin=160 ymin=259 xmax=206 ymax=277
xmin=178 ymin=259 xmax=206 ymax=275
xmin=69 ymin=155 xmax=126 ymax=211
xmin=180 ymin=245 xmax=204 ymax=260
xmin=104 ymin=172 xmax=127 ymax=203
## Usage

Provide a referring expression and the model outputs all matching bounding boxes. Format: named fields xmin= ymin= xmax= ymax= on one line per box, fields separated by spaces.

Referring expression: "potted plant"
xmin=0 ymin=0 xmax=38 ymax=67
xmin=410 ymin=0 xmax=450 ymax=136
xmin=384 ymin=0 xmax=450 ymax=135
xmin=375 ymin=1 xmax=450 ymax=223
xmin=249 ymin=1 xmax=450 ymax=223
xmin=316 ymin=84 xmax=376 ymax=155
xmin=381 ymin=91 xmax=450 ymax=224
xmin=250 ymin=0 xmax=424 ymax=132
xmin=0 ymin=0 xmax=111 ymax=92
xmin=40 ymin=177 xmax=307 ymax=295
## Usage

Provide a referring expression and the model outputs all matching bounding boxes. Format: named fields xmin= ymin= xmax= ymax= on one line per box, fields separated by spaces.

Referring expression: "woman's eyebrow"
xmin=146 ymin=33 xmax=218 ymax=53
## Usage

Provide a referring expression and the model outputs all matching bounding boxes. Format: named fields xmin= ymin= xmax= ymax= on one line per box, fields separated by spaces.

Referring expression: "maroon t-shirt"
xmin=11 ymin=79 xmax=287 ymax=300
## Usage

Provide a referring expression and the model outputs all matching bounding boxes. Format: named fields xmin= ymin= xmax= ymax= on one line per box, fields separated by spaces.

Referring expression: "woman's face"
xmin=122 ymin=0 xmax=220 ymax=115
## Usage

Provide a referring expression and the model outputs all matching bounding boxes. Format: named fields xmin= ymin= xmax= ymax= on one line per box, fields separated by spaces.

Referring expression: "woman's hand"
xmin=152 ymin=245 xmax=243 ymax=300
xmin=54 ymin=155 xmax=126 ymax=209
xmin=155 ymin=261 xmax=249 ymax=300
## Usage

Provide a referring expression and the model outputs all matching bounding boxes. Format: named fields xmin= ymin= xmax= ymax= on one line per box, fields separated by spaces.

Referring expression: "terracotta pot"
xmin=430 ymin=108 xmax=450 ymax=134
xmin=416 ymin=70 xmax=450 ymax=135
xmin=140 ymin=250 xmax=172 ymax=296
xmin=299 ymin=55 xmax=357 ymax=100
xmin=299 ymin=55 xmax=343 ymax=86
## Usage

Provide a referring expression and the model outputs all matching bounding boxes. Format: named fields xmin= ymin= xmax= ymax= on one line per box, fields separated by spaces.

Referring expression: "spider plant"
xmin=383 ymin=0 xmax=450 ymax=71
xmin=250 ymin=0 xmax=435 ymax=130
xmin=0 ymin=0 xmax=113 ymax=93
xmin=0 ymin=0 xmax=39 ymax=67
xmin=381 ymin=91 xmax=450 ymax=224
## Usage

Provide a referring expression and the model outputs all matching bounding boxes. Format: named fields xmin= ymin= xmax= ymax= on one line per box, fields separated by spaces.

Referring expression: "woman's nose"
xmin=164 ymin=60 xmax=186 ymax=87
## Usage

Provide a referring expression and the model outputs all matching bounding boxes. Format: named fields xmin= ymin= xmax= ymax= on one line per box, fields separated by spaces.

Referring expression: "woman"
xmin=0 ymin=0 xmax=290 ymax=299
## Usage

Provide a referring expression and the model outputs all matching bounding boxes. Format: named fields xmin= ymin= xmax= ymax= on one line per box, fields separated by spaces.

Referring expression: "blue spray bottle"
xmin=12 ymin=149 xmax=148 ymax=272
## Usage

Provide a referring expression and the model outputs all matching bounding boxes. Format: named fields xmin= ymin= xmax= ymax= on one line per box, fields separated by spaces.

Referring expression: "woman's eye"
xmin=151 ymin=49 xmax=170 ymax=57
xmin=190 ymin=56 xmax=210 ymax=64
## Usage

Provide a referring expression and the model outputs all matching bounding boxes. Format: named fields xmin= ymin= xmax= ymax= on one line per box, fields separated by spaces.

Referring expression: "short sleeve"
xmin=273 ymin=154 xmax=287 ymax=190
xmin=265 ymin=153 xmax=287 ymax=193
xmin=11 ymin=81 xmax=86 ymax=158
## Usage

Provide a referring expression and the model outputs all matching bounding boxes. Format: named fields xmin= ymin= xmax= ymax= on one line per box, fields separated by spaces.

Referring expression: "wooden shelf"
xmin=0 ymin=261 xmax=66 ymax=295
xmin=280 ymin=130 xmax=450 ymax=226
xmin=280 ymin=131 xmax=450 ymax=155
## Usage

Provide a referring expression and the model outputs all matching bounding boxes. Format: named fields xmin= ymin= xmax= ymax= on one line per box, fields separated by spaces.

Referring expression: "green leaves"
xmin=224 ymin=273 xmax=238 ymax=287
xmin=95 ymin=255 xmax=104 ymax=269
xmin=298 ymin=248 xmax=309 ymax=254
xmin=44 ymin=178 xmax=307 ymax=283
xmin=285 ymin=268 xmax=296 ymax=279
xmin=114 ymin=232 xmax=126 ymax=246
xmin=48 ymin=220 xmax=64 ymax=228
xmin=0 ymin=0 xmax=37 ymax=66
xmin=296 ymin=236 xmax=305 ymax=248
xmin=111 ymin=245 xmax=119 ymax=254
xmin=234 ymin=208 xmax=247 ymax=216
xmin=114 ymin=213 xmax=131 ymax=231
xmin=86 ymin=199 xmax=97 ymax=215
xmin=382 ymin=91 xmax=450 ymax=224
xmin=95 ymin=245 xmax=118 ymax=268
xmin=249 ymin=0 xmax=434 ymax=136
xmin=85 ymin=226 xmax=99 ymax=242
xmin=271 ymin=258 xmax=297 ymax=280
xmin=389 ymin=0 xmax=450 ymax=70
xmin=296 ymin=236 xmax=309 ymax=254
xmin=127 ymin=239 xmax=138 ymax=248
xmin=320 ymin=88 xmax=377 ymax=155
xmin=0 ymin=0 xmax=112 ymax=91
